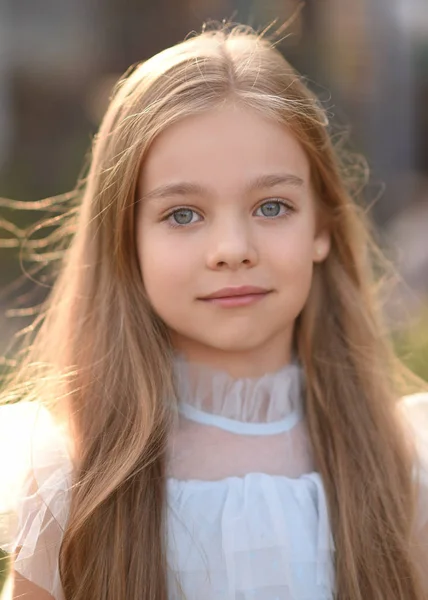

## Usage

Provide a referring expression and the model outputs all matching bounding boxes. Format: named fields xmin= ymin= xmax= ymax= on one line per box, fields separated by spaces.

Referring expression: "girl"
xmin=1 ymin=23 xmax=428 ymax=600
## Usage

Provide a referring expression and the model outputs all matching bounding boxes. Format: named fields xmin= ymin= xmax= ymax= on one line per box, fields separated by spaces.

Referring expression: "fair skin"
xmin=12 ymin=569 xmax=55 ymax=600
xmin=136 ymin=103 xmax=330 ymax=377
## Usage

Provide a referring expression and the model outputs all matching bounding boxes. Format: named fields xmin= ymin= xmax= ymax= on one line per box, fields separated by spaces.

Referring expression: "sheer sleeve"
xmin=0 ymin=402 xmax=73 ymax=600
xmin=400 ymin=392 xmax=428 ymax=591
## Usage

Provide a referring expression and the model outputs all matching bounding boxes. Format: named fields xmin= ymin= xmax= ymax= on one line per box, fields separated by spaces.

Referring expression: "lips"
xmin=198 ymin=287 xmax=272 ymax=308
xmin=200 ymin=286 xmax=271 ymax=300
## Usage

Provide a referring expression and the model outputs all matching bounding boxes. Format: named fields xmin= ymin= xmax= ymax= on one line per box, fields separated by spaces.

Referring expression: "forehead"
xmin=138 ymin=104 xmax=311 ymax=195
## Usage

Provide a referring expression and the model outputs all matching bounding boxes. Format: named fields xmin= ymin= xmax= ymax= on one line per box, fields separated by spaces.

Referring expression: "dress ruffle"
xmin=173 ymin=354 xmax=304 ymax=424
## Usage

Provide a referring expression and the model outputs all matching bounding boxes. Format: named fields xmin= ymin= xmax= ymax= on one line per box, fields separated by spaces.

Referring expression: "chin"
xmin=193 ymin=332 xmax=270 ymax=354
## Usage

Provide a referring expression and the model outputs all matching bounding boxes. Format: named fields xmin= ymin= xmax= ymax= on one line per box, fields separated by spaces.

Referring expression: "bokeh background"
xmin=1 ymin=0 xmax=427 ymax=382
xmin=0 ymin=0 xmax=427 ymax=594
xmin=1 ymin=0 xmax=428 ymax=372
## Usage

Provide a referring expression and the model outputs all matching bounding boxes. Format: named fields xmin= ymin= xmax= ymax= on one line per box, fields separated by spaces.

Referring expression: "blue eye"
xmin=254 ymin=200 xmax=291 ymax=218
xmin=167 ymin=208 xmax=201 ymax=226
xmin=163 ymin=199 xmax=292 ymax=227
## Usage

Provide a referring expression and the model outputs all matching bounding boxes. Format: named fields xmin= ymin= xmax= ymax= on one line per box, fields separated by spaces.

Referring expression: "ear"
xmin=312 ymin=228 xmax=331 ymax=263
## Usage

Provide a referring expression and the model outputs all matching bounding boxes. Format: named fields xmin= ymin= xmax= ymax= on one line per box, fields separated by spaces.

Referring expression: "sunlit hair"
xmin=2 ymin=23 xmax=427 ymax=599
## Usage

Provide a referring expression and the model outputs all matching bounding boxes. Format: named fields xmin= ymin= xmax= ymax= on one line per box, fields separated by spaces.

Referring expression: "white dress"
xmin=2 ymin=355 xmax=428 ymax=599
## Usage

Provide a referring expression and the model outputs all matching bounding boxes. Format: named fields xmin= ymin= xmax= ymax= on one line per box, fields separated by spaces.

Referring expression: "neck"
xmin=170 ymin=332 xmax=294 ymax=379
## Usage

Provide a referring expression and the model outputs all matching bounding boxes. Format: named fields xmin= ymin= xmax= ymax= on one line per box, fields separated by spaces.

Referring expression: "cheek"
xmin=266 ymin=224 xmax=315 ymax=305
xmin=137 ymin=229 xmax=195 ymax=302
xmin=279 ymin=252 xmax=314 ymax=302
xmin=268 ymin=220 xmax=315 ymax=272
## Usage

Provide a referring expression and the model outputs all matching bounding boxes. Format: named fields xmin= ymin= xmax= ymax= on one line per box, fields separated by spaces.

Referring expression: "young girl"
xmin=1 ymin=23 xmax=428 ymax=600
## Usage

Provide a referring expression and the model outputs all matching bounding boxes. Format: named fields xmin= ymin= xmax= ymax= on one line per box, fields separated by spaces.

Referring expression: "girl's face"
xmin=136 ymin=103 xmax=330 ymax=374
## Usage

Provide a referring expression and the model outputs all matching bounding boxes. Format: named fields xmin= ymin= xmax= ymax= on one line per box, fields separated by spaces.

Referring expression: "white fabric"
xmin=1 ymin=403 xmax=73 ymax=599
xmin=2 ymin=358 xmax=428 ymax=600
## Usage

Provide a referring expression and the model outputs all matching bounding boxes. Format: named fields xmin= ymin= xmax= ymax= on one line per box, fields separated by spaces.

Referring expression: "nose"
xmin=206 ymin=220 xmax=258 ymax=271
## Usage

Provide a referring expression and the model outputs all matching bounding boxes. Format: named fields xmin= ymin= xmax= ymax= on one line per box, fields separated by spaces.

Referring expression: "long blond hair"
xmin=2 ymin=24 xmax=427 ymax=599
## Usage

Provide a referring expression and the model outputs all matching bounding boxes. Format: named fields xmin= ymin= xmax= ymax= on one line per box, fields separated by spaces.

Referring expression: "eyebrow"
xmin=141 ymin=173 xmax=305 ymax=202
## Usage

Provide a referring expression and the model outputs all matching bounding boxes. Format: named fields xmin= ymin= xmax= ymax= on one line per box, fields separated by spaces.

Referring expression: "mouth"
xmin=198 ymin=286 xmax=272 ymax=308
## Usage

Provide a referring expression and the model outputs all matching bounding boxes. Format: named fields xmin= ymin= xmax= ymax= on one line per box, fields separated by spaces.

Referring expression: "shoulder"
xmin=400 ymin=391 xmax=428 ymax=416
xmin=398 ymin=392 xmax=428 ymax=444
xmin=0 ymin=400 xmax=74 ymax=514
xmin=398 ymin=392 xmax=428 ymax=503
xmin=0 ymin=401 xmax=73 ymax=598
xmin=398 ymin=392 xmax=428 ymax=462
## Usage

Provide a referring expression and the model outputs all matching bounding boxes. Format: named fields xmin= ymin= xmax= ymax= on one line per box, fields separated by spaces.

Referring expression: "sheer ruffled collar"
xmin=172 ymin=353 xmax=304 ymax=425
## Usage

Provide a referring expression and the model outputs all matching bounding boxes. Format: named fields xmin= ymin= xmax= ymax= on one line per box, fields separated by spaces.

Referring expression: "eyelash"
xmin=162 ymin=199 xmax=295 ymax=228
